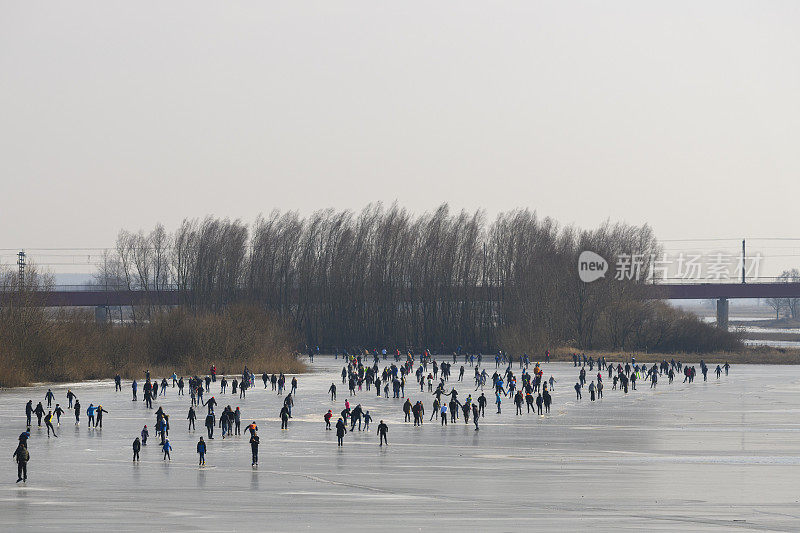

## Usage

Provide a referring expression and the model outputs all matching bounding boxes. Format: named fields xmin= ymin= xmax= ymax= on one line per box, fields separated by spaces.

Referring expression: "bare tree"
xmin=778 ymin=269 xmax=800 ymax=320
xmin=765 ymin=297 xmax=784 ymax=320
xmin=98 ymin=205 xmax=734 ymax=354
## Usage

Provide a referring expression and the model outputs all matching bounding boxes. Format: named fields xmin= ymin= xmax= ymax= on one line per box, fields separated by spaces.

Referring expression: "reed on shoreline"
xmin=542 ymin=345 xmax=800 ymax=365
xmin=0 ymin=303 xmax=303 ymax=388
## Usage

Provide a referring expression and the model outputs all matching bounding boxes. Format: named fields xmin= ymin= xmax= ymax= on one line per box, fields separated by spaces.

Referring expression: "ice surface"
xmin=2 ymin=358 xmax=800 ymax=531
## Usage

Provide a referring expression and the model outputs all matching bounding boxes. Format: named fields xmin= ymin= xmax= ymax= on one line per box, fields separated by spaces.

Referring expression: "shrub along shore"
xmin=0 ymin=304 xmax=304 ymax=388
xmin=542 ymin=345 xmax=800 ymax=365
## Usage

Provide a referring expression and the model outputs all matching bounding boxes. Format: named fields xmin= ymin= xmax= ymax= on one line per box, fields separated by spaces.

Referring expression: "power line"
xmin=658 ymin=238 xmax=742 ymax=242
xmin=0 ymin=247 xmax=111 ymax=251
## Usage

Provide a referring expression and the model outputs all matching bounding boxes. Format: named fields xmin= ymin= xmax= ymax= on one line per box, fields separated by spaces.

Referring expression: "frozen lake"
xmin=2 ymin=357 xmax=800 ymax=531
xmin=699 ymin=316 xmax=800 ymax=348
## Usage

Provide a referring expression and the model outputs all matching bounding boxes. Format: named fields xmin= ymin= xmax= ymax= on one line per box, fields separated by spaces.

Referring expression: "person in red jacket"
xmin=324 ymin=410 xmax=333 ymax=430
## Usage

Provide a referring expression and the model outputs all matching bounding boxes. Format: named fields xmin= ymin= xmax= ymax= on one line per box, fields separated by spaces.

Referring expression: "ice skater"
xmin=13 ymin=441 xmax=29 ymax=483
xmin=377 ymin=420 xmax=388 ymax=446
xmin=96 ymin=405 xmax=108 ymax=428
xmin=280 ymin=405 xmax=290 ymax=430
xmin=34 ymin=402 xmax=45 ymax=427
xmin=44 ymin=411 xmax=57 ymax=438
xmin=336 ymin=418 xmax=347 ymax=446
xmin=197 ymin=437 xmax=206 ymax=465
xmin=250 ymin=433 xmax=259 ymax=465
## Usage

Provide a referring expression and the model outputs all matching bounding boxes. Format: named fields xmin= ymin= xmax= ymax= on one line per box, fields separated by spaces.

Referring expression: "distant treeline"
xmin=0 ymin=269 xmax=302 ymax=388
xmin=92 ymin=204 xmax=742 ymax=355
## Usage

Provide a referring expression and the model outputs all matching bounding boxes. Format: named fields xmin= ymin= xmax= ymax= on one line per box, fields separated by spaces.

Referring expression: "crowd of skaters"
xmin=11 ymin=347 xmax=731 ymax=483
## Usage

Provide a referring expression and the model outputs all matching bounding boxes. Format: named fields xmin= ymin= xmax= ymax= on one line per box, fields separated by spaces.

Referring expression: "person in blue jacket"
xmin=196 ymin=437 xmax=206 ymax=465
xmin=162 ymin=439 xmax=172 ymax=461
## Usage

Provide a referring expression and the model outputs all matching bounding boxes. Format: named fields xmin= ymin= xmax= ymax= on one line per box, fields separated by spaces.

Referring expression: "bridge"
xmin=0 ymin=286 xmax=185 ymax=321
xmin=2 ymin=281 xmax=800 ymax=328
xmin=648 ymin=282 xmax=800 ymax=329
xmin=0 ymin=289 xmax=184 ymax=308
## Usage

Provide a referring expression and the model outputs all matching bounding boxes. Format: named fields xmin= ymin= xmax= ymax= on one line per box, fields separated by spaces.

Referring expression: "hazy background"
xmin=1 ymin=1 xmax=799 ymax=274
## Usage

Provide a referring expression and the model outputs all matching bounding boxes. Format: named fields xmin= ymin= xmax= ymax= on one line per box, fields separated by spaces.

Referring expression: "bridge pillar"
xmin=716 ymin=298 xmax=729 ymax=329
xmin=94 ymin=305 xmax=108 ymax=324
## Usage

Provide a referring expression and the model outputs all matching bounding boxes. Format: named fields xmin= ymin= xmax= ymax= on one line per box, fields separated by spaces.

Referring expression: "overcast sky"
xmin=1 ymin=2 xmax=799 ymax=273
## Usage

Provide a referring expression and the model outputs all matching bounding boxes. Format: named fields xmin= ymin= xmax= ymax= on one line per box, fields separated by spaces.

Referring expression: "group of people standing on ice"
xmin=12 ymin=349 xmax=733 ymax=482
xmin=571 ymin=356 xmax=731 ymax=401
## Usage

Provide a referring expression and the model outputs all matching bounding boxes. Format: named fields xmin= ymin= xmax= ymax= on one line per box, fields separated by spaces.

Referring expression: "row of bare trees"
xmin=95 ymin=204 xmax=740 ymax=353
xmin=765 ymin=269 xmax=800 ymax=319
